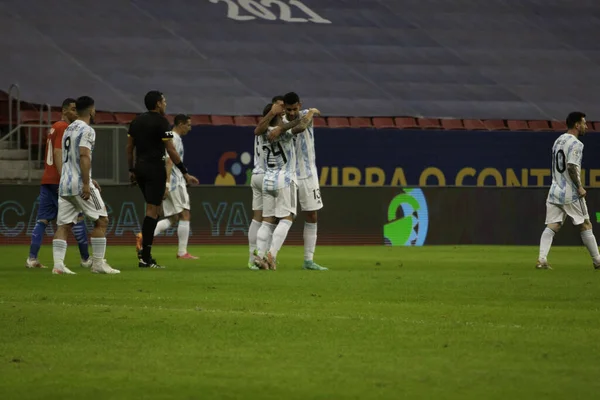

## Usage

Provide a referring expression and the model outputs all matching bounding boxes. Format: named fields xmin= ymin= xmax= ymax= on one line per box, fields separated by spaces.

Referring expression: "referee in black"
xmin=126 ymin=90 xmax=199 ymax=268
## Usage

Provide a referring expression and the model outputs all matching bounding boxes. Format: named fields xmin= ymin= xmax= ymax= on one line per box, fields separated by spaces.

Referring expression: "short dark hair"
xmin=62 ymin=98 xmax=76 ymax=109
xmin=566 ymin=112 xmax=586 ymax=129
xmin=75 ymin=96 xmax=95 ymax=115
xmin=174 ymin=114 xmax=191 ymax=126
xmin=144 ymin=90 xmax=164 ymax=111
xmin=262 ymin=103 xmax=273 ymax=117
xmin=283 ymin=92 xmax=300 ymax=105
xmin=271 ymin=95 xmax=284 ymax=103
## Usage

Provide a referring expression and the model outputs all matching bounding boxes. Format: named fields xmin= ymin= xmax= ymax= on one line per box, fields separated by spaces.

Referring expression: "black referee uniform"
xmin=128 ymin=112 xmax=172 ymax=206
xmin=128 ymin=111 xmax=172 ymax=267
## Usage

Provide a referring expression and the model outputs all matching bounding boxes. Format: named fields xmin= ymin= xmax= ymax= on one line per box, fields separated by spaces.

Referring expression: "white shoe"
xmin=52 ymin=264 xmax=76 ymax=275
xmin=80 ymin=258 xmax=93 ymax=268
xmin=91 ymin=259 xmax=121 ymax=275
xmin=26 ymin=258 xmax=47 ymax=269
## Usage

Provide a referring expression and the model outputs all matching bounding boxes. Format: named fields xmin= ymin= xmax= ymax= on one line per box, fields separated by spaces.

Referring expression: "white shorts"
xmin=545 ymin=199 xmax=590 ymax=226
xmin=57 ymin=186 xmax=107 ymax=225
xmin=251 ymin=173 xmax=264 ymax=211
xmin=298 ymin=175 xmax=323 ymax=212
xmin=263 ymin=182 xmax=297 ymax=219
xmin=162 ymin=185 xmax=190 ymax=217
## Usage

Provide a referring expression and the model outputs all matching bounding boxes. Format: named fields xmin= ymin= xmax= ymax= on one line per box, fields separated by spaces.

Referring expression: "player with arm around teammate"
xmin=282 ymin=92 xmax=327 ymax=271
xmin=152 ymin=114 xmax=198 ymax=260
xmin=52 ymin=96 xmax=119 ymax=275
xmin=537 ymin=111 xmax=600 ymax=270
xmin=26 ymin=98 xmax=92 ymax=269
xmin=254 ymin=106 xmax=319 ymax=270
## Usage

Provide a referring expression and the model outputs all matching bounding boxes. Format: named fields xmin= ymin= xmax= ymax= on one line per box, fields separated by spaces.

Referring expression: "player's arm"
xmin=163 ymin=132 xmax=199 ymax=186
xmin=126 ymin=121 xmax=137 ymax=185
xmin=567 ymin=144 xmax=586 ymax=197
xmin=290 ymin=108 xmax=319 ymax=134
xmin=53 ymin=126 xmax=65 ymax=176
xmin=80 ymin=147 xmax=92 ymax=200
xmin=268 ymin=112 xmax=316 ymax=142
xmin=255 ymin=103 xmax=284 ymax=136
xmin=164 ymin=155 xmax=173 ymax=199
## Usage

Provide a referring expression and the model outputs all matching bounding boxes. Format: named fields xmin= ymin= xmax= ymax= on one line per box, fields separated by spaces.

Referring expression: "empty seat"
xmin=20 ymin=110 xmax=40 ymax=123
xmin=50 ymin=111 xmax=62 ymax=123
xmin=115 ymin=112 xmax=138 ymax=125
xmin=463 ymin=119 xmax=486 ymax=130
xmin=313 ymin=117 xmax=327 ymax=127
xmin=441 ymin=119 xmax=465 ymax=130
xmin=327 ymin=117 xmax=350 ymax=128
xmin=234 ymin=116 xmax=257 ymax=126
xmin=394 ymin=117 xmax=419 ymax=129
xmin=484 ymin=120 xmax=508 ymax=130
xmin=211 ymin=116 xmax=235 ymax=126
xmin=528 ymin=120 xmax=550 ymax=131
xmin=94 ymin=112 xmax=116 ymax=124
xmin=507 ymin=120 xmax=531 ymax=131
xmin=417 ymin=118 xmax=442 ymax=129
xmin=190 ymin=115 xmax=211 ymax=126
xmin=550 ymin=121 xmax=567 ymax=131
xmin=592 ymin=122 xmax=600 ymax=132
xmin=372 ymin=117 xmax=396 ymax=129
xmin=349 ymin=117 xmax=372 ymax=128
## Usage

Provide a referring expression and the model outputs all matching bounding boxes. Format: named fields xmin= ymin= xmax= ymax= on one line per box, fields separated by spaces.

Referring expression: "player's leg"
xmin=537 ymin=202 xmax=565 ymax=269
xmin=248 ymin=174 xmax=264 ymax=268
xmin=71 ymin=214 xmax=91 ymax=267
xmin=255 ymin=191 xmax=276 ymax=269
xmin=154 ymin=190 xmax=177 ymax=236
xmin=52 ymin=196 xmax=78 ymax=275
xmin=78 ymin=186 xmax=119 ymax=274
xmin=26 ymin=184 xmax=57 ymax=268
xmin=299 ymin=178 xmax=326 ymax=271
xmin=137 ymin=165 xmax=166 ymax=268
xmin=177 ymin=207 xmax=197 ymax=259
xmin=265 ymin=184 xmax=298 ymax=270
xmin=568 ymin=199 xmax=600 ymax=268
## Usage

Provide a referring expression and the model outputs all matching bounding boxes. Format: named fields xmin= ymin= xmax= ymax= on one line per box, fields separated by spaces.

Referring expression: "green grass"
xmin=1 ymin=245 xmax=600 ymax=399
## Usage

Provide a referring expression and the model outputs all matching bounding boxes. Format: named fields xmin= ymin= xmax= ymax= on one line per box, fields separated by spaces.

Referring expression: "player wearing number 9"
xmin=537 ymin=111 xmax=600 ymax=270
xmin=52 ymin=96 xmax=119 ymax=275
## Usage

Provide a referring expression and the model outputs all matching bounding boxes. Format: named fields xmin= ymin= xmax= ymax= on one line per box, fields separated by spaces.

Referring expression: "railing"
xmin=1 ymin=123 xmax=129 ymax=184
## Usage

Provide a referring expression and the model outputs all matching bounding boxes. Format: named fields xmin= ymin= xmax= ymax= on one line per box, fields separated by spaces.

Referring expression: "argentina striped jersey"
xmin=284 ymin=109 xmax=317 ymax=180
xmin=547 ymin=133 xmax=584 ymax=205
xmin=263 ymin=127 xmax=297 ymax=191
xmin=168 ymin=132 xmax=186 ymax=191
xmin=59 ymin=120 xmax=95 ymax=197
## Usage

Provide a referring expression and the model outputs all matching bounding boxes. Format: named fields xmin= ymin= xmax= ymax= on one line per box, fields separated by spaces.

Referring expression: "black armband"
xmin=175 ymin=161 xmax=188 ymax=175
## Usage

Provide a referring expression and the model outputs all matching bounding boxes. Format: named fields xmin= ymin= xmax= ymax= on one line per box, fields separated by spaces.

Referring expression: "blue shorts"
xmin=37 ymin=184 xmax=59 ymax=221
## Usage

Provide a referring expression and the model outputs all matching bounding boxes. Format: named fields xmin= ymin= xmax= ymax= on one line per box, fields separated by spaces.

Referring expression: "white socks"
xmin=154 ymin=219 xmax=172 ymax=236
xmin=91 ymin=237 xmax=107 ymax=265
xmin=53 ymin=239 xmax=67 ymax=267
xmin=177 ymin=220 xmax=190 ymax=256
xmin=581 ymin=229 xmax=600 ymax=263
xmin=304 ymin=222 xmax=317 ymax=261
xmin=270 ymin=220 xmax=293 ymax=259
xmin=539 ymin=227 xmax=555 ymax=261
xmin=256 ymin=222 xmax=275 ymax=258
xmin=248 ymin=219 xmax=262 ymax=262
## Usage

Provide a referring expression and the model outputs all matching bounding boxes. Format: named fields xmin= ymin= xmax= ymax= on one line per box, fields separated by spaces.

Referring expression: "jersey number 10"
xmin=553 ymin=149 xmax=566 ymax=173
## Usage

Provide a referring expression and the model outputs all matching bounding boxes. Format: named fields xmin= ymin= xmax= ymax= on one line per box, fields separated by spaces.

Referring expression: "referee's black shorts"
xmin=135 ymin=160 xmax=166 ymax=206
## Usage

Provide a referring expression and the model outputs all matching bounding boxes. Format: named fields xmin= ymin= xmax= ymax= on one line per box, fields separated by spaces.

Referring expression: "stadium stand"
xmin=0 ymin=0 xmax=599 ymax=120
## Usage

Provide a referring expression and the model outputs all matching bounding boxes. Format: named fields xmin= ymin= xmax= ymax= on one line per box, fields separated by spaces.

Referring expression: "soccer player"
xmin=52 ymin=96 xmax=119 ymax=275
xmin=151 ymin=114 xmax=198 ymax=260
xmin=248 ymin=98 xmax=312 ymax=269
xmin=25 ymin=98 xmax=92 ymax=269
xmin=127 ymin=91 xmax=198 ymax=269
xmin=283 ymin=92 xmax=328 ymax=271
xmin=537 ymin=111 xmax=600 ymax=270
xmin=254 ymin=106 xmax=319 ymax=270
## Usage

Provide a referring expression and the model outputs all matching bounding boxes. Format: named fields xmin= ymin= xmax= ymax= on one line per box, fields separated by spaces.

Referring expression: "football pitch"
xmin=1 ymin=244 xmax=599 ymax=399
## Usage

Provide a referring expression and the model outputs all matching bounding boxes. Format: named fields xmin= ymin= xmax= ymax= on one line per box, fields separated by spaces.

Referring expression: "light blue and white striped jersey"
xmin=167 ymin=132 xmax=185 ymax=191
xmin=284 ymin=109 xmax=317 ymax=180
xmin=59 ymin=120 xmax=95 ymax=196
xmin=263 ymin=127 xmax=297 ymax=191
xmin=252 ymin=133 xmax=268 ymax=175
xmin=547 ymin=133 xmax=584 ymax=205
